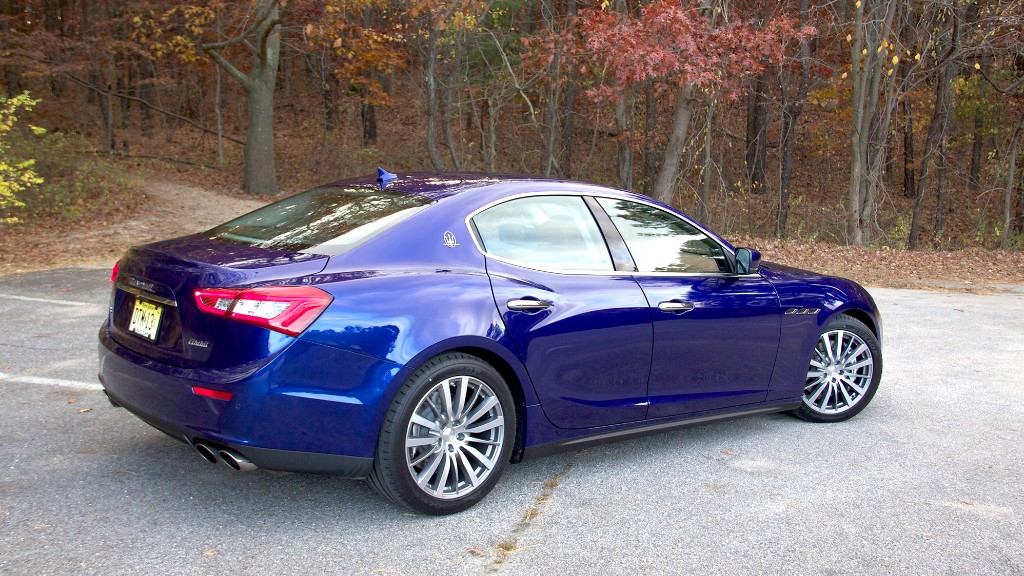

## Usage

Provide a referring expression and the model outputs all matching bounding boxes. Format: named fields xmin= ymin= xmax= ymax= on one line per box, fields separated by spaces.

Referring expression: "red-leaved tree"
xmin=578 ymin=1 xmax=807 ymax=204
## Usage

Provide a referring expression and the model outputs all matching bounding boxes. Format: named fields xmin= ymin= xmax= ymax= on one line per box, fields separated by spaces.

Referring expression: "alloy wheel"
xmin=803 ymin=329 xmax=875 ymax=415
xmin=404 ymin=375 xmax=505 ymax=499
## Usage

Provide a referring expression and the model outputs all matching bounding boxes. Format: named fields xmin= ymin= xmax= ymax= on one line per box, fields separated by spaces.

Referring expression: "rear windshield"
xmin=206 ymin=187 xmax=432 ymax=254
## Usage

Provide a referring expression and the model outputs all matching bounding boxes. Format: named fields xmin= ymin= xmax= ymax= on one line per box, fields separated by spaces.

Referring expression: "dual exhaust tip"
xmin=194 ymin=442 xmax=257 ymax=472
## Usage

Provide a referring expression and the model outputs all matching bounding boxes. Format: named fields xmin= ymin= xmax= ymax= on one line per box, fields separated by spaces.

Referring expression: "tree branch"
xmin=204 ymin=48 xmax=250 ymax=88
xmin=199 ymin=0 xmax=277 ymax=52
xmin=977 ymin=68 xmax=1024 ymax=94
xmin=64 ymin=74 xmax=244 ymax=145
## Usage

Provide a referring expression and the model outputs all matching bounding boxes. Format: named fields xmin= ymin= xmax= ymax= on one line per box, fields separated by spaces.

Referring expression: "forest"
xmin=1 ymin=0 xmax=1022 ymax=251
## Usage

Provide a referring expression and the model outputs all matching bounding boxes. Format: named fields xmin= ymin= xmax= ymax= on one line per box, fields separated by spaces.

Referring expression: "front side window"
xmin=597 ymin=198 xmax=728 ymax=274
xmin=472 ymin=196 xmax=614 ymax=273
xmin=206 ymin=187 xmax=431 ymax=254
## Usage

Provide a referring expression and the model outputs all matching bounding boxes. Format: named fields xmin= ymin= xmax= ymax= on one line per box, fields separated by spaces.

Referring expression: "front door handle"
xmin=507 ymin=299 xmax=551 ymax=312
xmin=658 ymin=301 xmax=695 ymax=313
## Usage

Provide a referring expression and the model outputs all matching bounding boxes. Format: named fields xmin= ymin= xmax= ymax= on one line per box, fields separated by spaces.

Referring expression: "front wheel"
xmin=368 ymin=352 xmax=516 ymax=515
xmin=793 ymin=315 xmax=882 ymax=423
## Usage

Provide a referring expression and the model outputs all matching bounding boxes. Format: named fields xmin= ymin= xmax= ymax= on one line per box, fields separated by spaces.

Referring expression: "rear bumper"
xmin=102 ymin=387 xmax=372 ymax=477
xmin=99 ymin=325 xmax=402 ymax=478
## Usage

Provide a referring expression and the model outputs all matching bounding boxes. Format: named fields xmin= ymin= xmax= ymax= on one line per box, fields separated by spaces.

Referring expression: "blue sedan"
xmin=98 ymin=170 xmax=882 ymax=514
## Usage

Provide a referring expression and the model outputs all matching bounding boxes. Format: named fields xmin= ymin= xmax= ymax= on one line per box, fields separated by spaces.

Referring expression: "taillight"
xmin=194 ymin=286 xmax=333 ymax=337
xmin=110 ymin=259 xmax=120 ymax=283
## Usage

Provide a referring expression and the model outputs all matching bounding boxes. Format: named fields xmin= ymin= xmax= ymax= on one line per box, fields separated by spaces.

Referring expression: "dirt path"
xmin=0 ymin=180 xmax=268 ymax=276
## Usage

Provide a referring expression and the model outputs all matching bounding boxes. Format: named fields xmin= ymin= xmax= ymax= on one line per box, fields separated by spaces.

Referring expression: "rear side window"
xmin=206 ymin=187 xmax=431 ymax=254
xmin=472 ymin=195 xmax=613 ymax=273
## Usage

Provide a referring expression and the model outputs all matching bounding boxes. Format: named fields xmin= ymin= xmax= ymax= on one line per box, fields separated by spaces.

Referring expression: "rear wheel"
xmin=368 ymin=352 xmax=515 ymax=515
xmin=793 ymin=315 xmax=882 ymax=423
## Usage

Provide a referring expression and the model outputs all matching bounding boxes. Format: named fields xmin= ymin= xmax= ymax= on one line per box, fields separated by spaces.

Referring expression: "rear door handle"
xmin=658 ymin=301 xmax=695 ymax=313
xmin=507 ymin=299 xmax=551 ymax=312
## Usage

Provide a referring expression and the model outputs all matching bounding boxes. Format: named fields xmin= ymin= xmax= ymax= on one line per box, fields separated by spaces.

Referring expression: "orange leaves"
xmin=303 ymin=0 xmax=408 ymax=107
xmin=577 ymin=1 xmax=802 ymax=100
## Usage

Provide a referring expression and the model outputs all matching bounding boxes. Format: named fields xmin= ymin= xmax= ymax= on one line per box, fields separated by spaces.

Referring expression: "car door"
xmin=471 ymin=194 xmax=653 ymax=429
xmin=594 ymin=197 xmax=782 ymax=418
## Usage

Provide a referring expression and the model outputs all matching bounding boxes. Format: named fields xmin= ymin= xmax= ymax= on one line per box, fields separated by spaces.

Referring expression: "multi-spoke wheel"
xmin=793 ymin=315 xmax=882 ymax=423
xmin=369 ymin=352 xmax=515 ymax=515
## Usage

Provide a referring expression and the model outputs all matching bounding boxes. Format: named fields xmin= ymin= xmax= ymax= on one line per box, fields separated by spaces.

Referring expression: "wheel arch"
xmin=451 ymin=345 xmax=529 ymax=464
xmin=381 ymin=336 xmax=536 ymax=464
xmin=835 ymin=307 xmax=879 ymax=340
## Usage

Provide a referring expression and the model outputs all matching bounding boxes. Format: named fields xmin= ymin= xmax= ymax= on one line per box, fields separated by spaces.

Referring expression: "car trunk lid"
xmin=109 ymin=234 xmax=328 ymax=368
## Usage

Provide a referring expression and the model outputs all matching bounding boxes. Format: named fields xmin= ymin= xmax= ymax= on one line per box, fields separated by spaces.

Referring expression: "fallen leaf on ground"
xmin=467 ymin=547 xmax=489 ymax=557
xmin=203 ymin=549 xmax=219 ymax=556
xmin=77 ymin=408 xmax=92 ymax=413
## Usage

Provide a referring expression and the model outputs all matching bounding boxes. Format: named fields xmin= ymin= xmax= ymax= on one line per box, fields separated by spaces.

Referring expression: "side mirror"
xmin=735 ymin=248 xmax=761 ymax=274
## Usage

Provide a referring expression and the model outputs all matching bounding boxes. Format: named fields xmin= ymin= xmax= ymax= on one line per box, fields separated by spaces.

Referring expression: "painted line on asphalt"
xmin=0 ymin=293 xmax=100 ymax=307
xmin=0 ymin=372 xmax=103 ymax=391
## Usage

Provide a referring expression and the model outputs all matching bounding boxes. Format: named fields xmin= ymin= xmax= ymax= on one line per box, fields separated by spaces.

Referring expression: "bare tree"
xmin=777 ymin=0 xmax=812 ymax=239
xmin=202 ymin=0 xmax=282 ymax=195
xmin=847 ymin=0 xmax=898 ymax=246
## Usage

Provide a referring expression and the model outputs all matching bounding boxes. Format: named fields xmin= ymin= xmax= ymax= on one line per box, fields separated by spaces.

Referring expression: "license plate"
xmin=128 ymin=299 xmax=163 ymax=342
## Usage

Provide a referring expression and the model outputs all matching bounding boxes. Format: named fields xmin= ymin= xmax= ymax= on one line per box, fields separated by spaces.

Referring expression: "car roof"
xmin=322 ymin=172 xmax=601 ymax=201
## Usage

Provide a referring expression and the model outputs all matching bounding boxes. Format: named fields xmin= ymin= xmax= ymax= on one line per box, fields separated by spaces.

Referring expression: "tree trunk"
xmin=242 ymin=5 xmax=281 ymax=195
xmin=424 ymin=29 xmax=445 ymax=170
xmin=908 ymin=50 xmax=956 ymax=249
xmin=745 ymin=72 xmax=769 ymax=193
xmin=969 ymin=50 xmax=990 ymax=192
xmin=933 ymin=141 xmax=947 ymax=241
xmin=1001 ymin=117 xmax=1023 ymax=249
xmin=244 ymin=60 xmax=279 ymax=195
xmin=614 ymin=91 xmax=633 ymax=190
xmin=558 ymin=69 xmax=577 ymax=179
xmin=902 ymin=97 xmax=915 ymax=198
xmin=848 ymin=0 xmax=898 ymax=246
xmin=361 ymin=101 xmax=377 ymax=146
xmin=698 ymin=100 xmax=715 ymax=224
xmin=442 ymin=67 xmax=461 ymax=170
xmin=540 ymin=0 xmax=560 ymax=177
xmin=651 ymin=86 xmax=695 ymax=204
xmin=642 ymin=81 xmax=657 ymax=195
xmin=777 ymin=0 xmax=810 ymax=239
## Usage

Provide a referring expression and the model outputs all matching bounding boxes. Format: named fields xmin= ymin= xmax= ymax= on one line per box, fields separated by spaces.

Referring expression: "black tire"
xmin=368 ymin=352 xmax=516 ymax=515
xmin=793 ymin=315 xmax=882 ymax=423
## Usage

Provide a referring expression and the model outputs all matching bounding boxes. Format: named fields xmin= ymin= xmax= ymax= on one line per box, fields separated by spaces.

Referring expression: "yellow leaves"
xmin=974 ymin=62 xmax=981 ymax=70
xmin=914 ymin=53 xmax=921 ymax=61
xmin=841 ymin=71 xmax=848 ymax=79
xmin=601 ymin=0 xmax=611 ymax=9
xmin=887 ymin=68 xmax=893 ymax=76
xmin=862 ymin=48 xmax=868 ymax=55
xmin=0 ymin=92 xmax=44 ymax=220
xmin=855 ymin=0 xmax=861 ymax=7
xmin=846 ymin=34 xmax=853 ymax=42
xmin=892 ymin=55 xmax=899 ymax=65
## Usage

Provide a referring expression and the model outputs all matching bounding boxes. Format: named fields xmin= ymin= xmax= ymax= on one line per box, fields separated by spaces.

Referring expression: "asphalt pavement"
xmin=0 ymin=267 xmax=1022 ymax=575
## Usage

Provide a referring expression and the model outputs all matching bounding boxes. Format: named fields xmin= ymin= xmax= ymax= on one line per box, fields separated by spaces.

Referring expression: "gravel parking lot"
xmin=0 ymin=268 xmax=1021 ymax=575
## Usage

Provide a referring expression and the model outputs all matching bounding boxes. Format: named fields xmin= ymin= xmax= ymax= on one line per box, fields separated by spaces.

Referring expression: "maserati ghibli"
xmin=98 ymin=170 xmax=882 ymax=514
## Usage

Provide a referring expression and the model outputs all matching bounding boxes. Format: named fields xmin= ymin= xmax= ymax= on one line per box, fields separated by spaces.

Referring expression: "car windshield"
xmin=206 ymin=187 xmax=432 ymax=254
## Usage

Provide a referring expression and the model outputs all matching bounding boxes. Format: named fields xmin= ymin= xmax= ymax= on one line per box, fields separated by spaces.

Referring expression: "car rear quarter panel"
xmin=298 ymin=195 xmax=544 ymax=445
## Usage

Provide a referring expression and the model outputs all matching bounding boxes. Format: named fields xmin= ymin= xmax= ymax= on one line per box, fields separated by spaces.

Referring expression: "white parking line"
xmin=0 ymin=293 xmax=100 ymax=307
xmin=0 ymin=372 xmax=103 ymax=390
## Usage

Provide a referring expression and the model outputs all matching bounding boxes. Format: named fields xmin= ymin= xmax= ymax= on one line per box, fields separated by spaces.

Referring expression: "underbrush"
xmin=1 ymin=131 xmax=139 ymax=225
